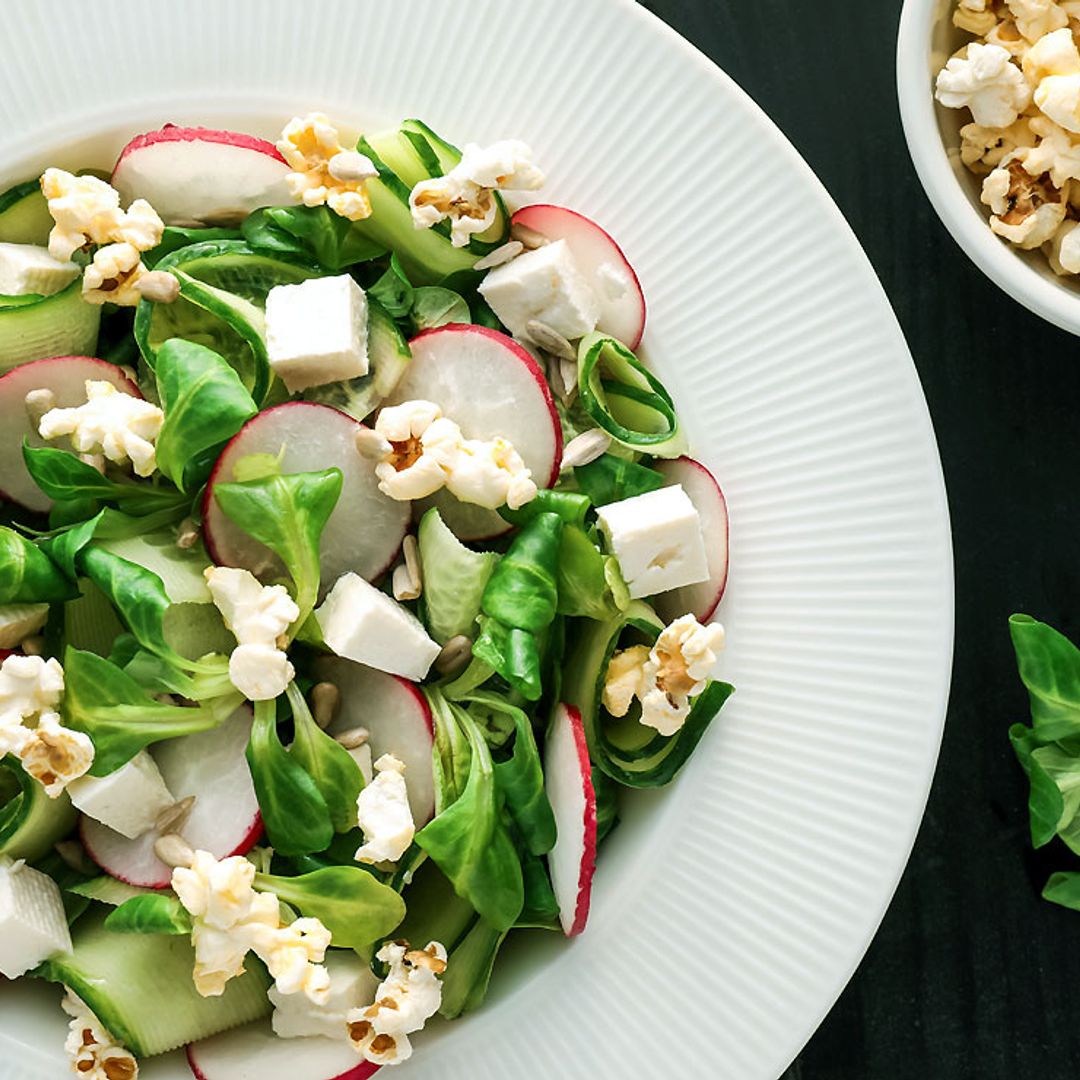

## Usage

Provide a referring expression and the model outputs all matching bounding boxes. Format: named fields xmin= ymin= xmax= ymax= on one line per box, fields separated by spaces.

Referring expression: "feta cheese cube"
xmin=316 ymin=573 xmax=440 ymax=681
xmin=270 ymin=950 xmax=377 ymax=1040
xmin=0 ymin=859 xmax=72 ymax=977
xmin=0 ymin=242 xmax=79 ymax=297
xmin=477 ymin=239 xmax=600 ymax=342
xmin=596 ymin=484 xmax=710 ymax=600
xmin=265 ymin=275 xmax=369 ymax=393
xmin=66 ymin=751 xmax=174 ymax=839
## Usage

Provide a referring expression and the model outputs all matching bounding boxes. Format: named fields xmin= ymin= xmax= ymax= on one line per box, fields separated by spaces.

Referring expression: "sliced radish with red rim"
xmin=112 ymin=126 xmax=292 ymax=227
xmin=385 ymin=324 xmax=562 ymax=540
xmin=511 ymin=204 xmax=646 ymax=350
xmin=81 ymin=707 xmax=262 ymax=888
xmin=203 ymin=402 xmax=409 ymax=589
xmin=187 ymin=1020 xmax=379 ymax=1080
xmin=653 ymin=456 xmax=729 ymax=624
xmin=545 ymin=703 xmax=597 ymax=937
xmin=314 ymin=656 xmax=436 ymax=827
xmin=0 ymin=356 xmax=141 ymax=513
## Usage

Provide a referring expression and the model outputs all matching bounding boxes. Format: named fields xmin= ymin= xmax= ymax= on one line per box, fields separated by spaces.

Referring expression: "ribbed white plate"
xmin=0 ymin=1 xmax=952 ymax=1077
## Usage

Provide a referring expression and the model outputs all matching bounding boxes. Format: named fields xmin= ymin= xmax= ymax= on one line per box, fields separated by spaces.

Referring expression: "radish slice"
xmin=0 ymin=356 xmax=141 ymax=513
xmin=511 ymin=204 xmax=646 ymax=349
xmin=112 ymin=126 xmax=292 ymax=227
xmin=187 ymin=1020 xmax=379 ymax=1080
xmin=545 ymin=703 xmax=597 ymax=937
xmin=314 ymin=656 xmax=436 ymax=827
xmin=653 ymin=457 xmax=730 ymax=624
xmin=203 ymin=402 xmax=409 ymax=588
xmin=385 ymin=325 xmax=562 ymax=540
xmin=81 ymin=707 xmax=262 ymax=888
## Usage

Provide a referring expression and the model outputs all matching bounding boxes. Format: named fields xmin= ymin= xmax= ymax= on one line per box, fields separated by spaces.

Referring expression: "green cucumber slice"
xmin=561 ymin=601 xmax=734 ymax=787
xmin=0 ymin=180 xmax=53 ymax=245
xmin=68 ymin=876 xmax=153 ymax=907
xmin=64 ymin=579 xmax=127 ymax=658
xmin=98 ymin=530 xmax=213 ymax=605
xmin=0 ymin=756 xmax=78 ymax=861
xmin=302 ymin=295 xmax=411 ymax=420
xmin=37 ymin=908 xmax=272 ymax=1057
xmin=134 ymin=242 xmax=324 ymax=404
xmin=0 ymin=278 xmax=101 ymax=375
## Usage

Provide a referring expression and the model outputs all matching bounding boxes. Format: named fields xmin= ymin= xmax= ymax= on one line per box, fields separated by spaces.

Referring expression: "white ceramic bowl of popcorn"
xmin=898 ymin=0 xmax=1080 ymax=335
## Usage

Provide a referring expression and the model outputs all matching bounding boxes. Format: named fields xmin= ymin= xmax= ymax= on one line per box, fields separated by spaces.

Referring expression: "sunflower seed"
xmin=403 ymin=535 xmax=422 ymax=591
xmin=328 ymin=150 xmax=379 ymax=184
xmin=154 ymin=832 xmax=195 ymax=869
xmin=526 ymin=319 xmax=575 ymax=361
xmin=136 ymin=271 xmax=181 ymax=304
xmin=20 ymin=636 xmax=44 ymax=656
xmin=559 ymin=357 xmax=578 ymax=396
xmin=355 ymin=428 xmax=392 ymax=461
xmin=23 ymin=388 xmax=56 ymax=426
xmin=79 ymin=453 xmax=106 ymax=474
xmin=334 ymin=726 xmax=370 ymax=750
xmin=156 ymin=795 xmax=196 ymax=835
xmin=176 ymin=518 xmax=199 ymax=550
xmin=435 ymin=635 xmax=473 ymax=676
xmin=473 ymin=240 xmax=524 ymax=271
xmin=561 ymin=428 xmax=611 ymax=470
xmin=393 ymin=563 xmax=421 ymax=602
xmin=310 ymin=681 xmax=341 ymax=729
xmin=510 ymin=223 xmax=550 ymax=250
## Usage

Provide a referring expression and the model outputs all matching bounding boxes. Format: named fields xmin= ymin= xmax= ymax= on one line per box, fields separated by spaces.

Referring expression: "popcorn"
xmin=1022 ymin=26 xmax=1080 ymax=83
xmin=981 ymin=157 xmax=1069 ymax=246
xmin=1007 ymin=0 xmax=1069 ymax=41
xmin=227 ymin=643 xmax=294 ymax=702
xmin=986 ymin=20 xmax=1032 ymax=58
xmin=62 ymin=991 xmax=139 ymax=1080
xmin=603 ymin=615 xmax=725 ymax=737
xmin=410 ymin=140 xmax=544 ymax=247
xmin=172 ymin=850 xmax=333 ymax=1003
xmin=354 ymin=754 xmax=415 ymax=865
xmin=954 ymin=0 xmax=999 ymax=35
xmin=346 ymin=940 xmax=447 ymax=1067
xmin=38 ymin=380 xmax=164 ymax=477
xmin=0 ymin=655 xmax=64 ymax=723
xmin=81 ymin=242 xmax=146 ymax=306
xmin=960 ymin=117 xmax=1037 ymax=172
xmin=936 ymin=43 xmax=1033 ymax=128
xmin=1045 ymin=218 xmax=1080 ymax=270
xmin=19 ymin=711 xmax=94 ymax=798
xmin=277 ymin=113 xmax=375 ymax=222
xmin=1015 ymin=115 xmax=1080 ymax=184
xmin=372 ymin=399 xmax=537 ymax=511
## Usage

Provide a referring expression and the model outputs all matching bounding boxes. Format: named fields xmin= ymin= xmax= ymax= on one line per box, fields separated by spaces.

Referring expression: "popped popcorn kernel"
xmin=277 ymin=114 xmax=375 ymax=222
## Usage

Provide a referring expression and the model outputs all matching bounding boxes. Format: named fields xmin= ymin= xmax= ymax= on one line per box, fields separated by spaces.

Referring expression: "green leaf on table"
xmin=416 ymin=691 xmax=524 ymax=931
xmin=285 ymin=683 xmax=364 ymax=833
xmin=246 ymin=699 xmax=334 ymax=857
xmin=62 ymin=647 xmax=228 ymax=775
xmin=0 ymin=526 xmax=77 ymax=603
xmin=104 ymin=893 xmax=192 ymax=936
xmin=154 ymin=339 xmax=257 ymax=492
xmin=1010 ymin=614 xmax=1080 ymax=741
xmin=212 ymin=469 xmax=342 ymax=627
xmin=1043 ymin=871 xmax=1080 ymax=912
xmin=254 ymin=866 xmax=405 ymax=950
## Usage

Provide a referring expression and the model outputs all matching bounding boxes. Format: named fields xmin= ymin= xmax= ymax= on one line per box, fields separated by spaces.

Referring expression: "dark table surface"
xmin=638 ymin=1 xmax=1080 ymax=1077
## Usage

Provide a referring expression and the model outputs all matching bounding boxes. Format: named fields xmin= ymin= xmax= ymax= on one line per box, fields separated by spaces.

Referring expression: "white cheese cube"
xmin=316 ymin=573 xmax=440 ymax=681
xmin=477 ymin=239 xmax=600 ymax=341
xmin=0 ymin=242 xmax=80 ymax=297
xmin=265 ymin=274 xmax=369 ymax=393
xmin=0 ymin=603 xmax=49 ymax=649
xmin=66 ymin=751 xmax=174 ymax=839
xmin=596 ymin=484 xmax=710 ymax=600
xmin=0 ymin=860 xmax=72 ymax=978
xmin=271 ymin=950 xmax=377 ymax=1040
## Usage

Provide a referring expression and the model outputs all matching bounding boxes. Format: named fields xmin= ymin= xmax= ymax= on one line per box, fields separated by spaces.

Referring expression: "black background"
xmin=638 ymin=1 xmax=1080 ymax=1078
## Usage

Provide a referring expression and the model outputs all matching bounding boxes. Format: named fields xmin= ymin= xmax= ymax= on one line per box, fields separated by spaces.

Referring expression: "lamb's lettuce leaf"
xmin=0 ymin=526 xmax=77 ymax=604
xmin=242 ymin=205 xmax=386 ymax=271
xmin=105 ymin=893 xmax=192 ymax=936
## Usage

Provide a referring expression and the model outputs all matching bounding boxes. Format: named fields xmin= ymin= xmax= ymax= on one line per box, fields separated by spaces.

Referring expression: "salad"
xmin=0 ymin=113 xmax=733 ymax=1078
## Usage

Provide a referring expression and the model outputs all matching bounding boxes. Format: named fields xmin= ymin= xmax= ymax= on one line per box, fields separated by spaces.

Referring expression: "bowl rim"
xmin=897 ymin=0 xmax=1080 ymax=336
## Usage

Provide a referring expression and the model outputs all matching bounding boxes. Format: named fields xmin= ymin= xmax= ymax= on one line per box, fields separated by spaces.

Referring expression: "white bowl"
xmin=0 ymin=1 xmax=953 ymax=1078
xmin=898 ymin=0 xmax=1080 ymax=334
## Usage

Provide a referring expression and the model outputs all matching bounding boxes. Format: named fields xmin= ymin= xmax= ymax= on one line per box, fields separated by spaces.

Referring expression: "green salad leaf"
xmin=0 ymin=526 xmax=77 ymax=604
xmin=212 ymin=468 xmax=342 ymax=630
xmin=242 ymin=205 xmax=386 ymax=271
xmin=154 ymin=339 xmax=258 ymax=492
xmin=556 ymin=524 xmax=625 ymax=621
xmin=500 ymin=490 xmax=590 ymax=529
xmin=368 ymin=253 xmax=414 ymax=318
xmin=246 ymin=699 xmax=334 ymax=857
xmin=437 ymin=917 xmax=506 ymax=1020
xmin=416 ymin=691 xmax=524 ymax=931
xmin=285 ymin=683 xmax=364 ymax=834
xmin=409 ymin=286 xmax=469 ymax=333
xmin=62 ymin=648 xmax=230 ymax=775
xmin=473 ymin=512 xmax=563 ymax=701
xmin=1010 ymin=614 xmax=1080 ymax=741
xmin=574 ymin=453 xmax=665 ymax=506
xmin=254 ymin=866 xmax=405 ymax=950
xmin=104 ymin=893 xmax=193 ymax=936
